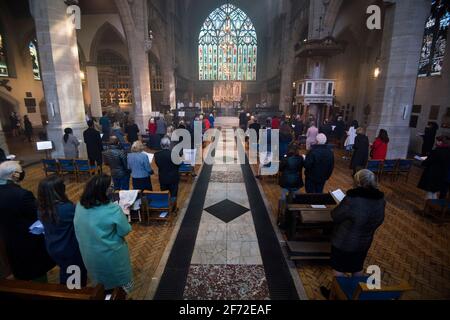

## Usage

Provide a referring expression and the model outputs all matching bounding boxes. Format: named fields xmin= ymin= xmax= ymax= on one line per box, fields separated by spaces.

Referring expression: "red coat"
xmin=148 ymin=123 xmax=157 ymax=135
xmin=271 ymin=118 xmax=280 ymax=129
xmin=371 ymin=138 xmax=388 ymax=160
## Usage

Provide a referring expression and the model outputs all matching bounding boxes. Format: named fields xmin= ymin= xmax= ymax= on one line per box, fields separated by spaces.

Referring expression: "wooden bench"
xmin=0 ymin=279 xmax=126 ymax=300
xmin=286 ymin=241 xmax=331 ymax=260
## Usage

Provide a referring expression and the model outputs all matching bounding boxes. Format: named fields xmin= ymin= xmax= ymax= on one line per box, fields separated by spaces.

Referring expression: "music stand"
xmin=36 ymin=141 xmax=53 ymax=159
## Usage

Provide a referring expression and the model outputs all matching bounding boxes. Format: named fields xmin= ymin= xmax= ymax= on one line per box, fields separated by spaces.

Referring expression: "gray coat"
xmin=331 ymin=187 xmax=385 ymax=252
xmin=63 ymin=134 xmax=80 ymax=159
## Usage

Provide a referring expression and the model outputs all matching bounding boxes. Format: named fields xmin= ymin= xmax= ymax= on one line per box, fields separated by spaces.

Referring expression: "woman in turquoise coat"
xmin=74 ymin=174 xmax=133 ymax=292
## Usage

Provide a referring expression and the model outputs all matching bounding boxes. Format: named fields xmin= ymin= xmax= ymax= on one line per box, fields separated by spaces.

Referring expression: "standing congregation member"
xmin=24 ymin=115 xmax=33 ymax=142
xmin=112 ymin=121 xmax=126 ymax=144
xmin=209 ymin=113 xmax=215 ymax=128
xmin=103 ymin=136 xmax=130 ymax=191
xmin=156 ymin=117 xmax=167 ymax=142
xmin=421 ymin=122 xmax=439 ymax=157
xmin=271 ymin=115 xmax=281 ymax=130
xmin=63 ymin=128 xmax=80 ymax=159
xmin=320 ymin=169 xmax=385 ymax=299
xmin=370 ymin=129 xmax=389 ymax=160
xmin=279 ymin=144 xmax=304 ymax=200
xmin=306 ymin=122 xmax=319 ymax=151
xmin=343 ymin=120 xmax=358 ymax=160
xmin=125 ymin=120 xmax=140 ymax=144
xmin=38 ymin=175 xmax=87 ymax=286
xmin=148 ymin=118 xmax=157 ymax=135
xmin=293 ymin=115 xmax=305 ymax=140
xmin=83 ymin=120 xmax=103 ymax=169
xmin=334 ymin=116 xmax=346 ymax=147
xmin=249 ymin=117 xmax=261 ymax=145
xmin=74 ymin=174 xmax=133 ymax=293
xmin=418 ymin=136 xmax=450 ymax=200
xmin=350 ymin=128 xmax=370 ymax=175
xmin=0 ymin=161 xmax=55 ymax=281
xmin=304 ymin=134 xmax=334 ymax=194
xmin=10 ymin=112 xmax=19 ymax=137
xmin=127 ymin=141 xmax=153 ymax=191
xmin=279 ymin=123 xmax=293 ymax=158
xmin=319 ymin=119 xmax=333 ymax=143
xmin=155 ymin=136 xmax=181 ymax=199
xmin=99 ymin=112 xmax=111 ymax=142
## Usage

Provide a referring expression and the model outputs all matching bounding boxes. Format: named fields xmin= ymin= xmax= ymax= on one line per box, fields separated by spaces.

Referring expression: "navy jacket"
xmin=39 ymin=202 xmax=85 ymax=269
xmin=155 ymin=149 xmax=181 ymax=185
xmin=279 ymin=155 xmax=304 ymax=189
xmin=304 ymin=144 xmax=334 ymax=184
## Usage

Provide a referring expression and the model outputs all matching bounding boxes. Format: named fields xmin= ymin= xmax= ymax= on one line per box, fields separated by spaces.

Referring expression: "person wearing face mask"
xmin=0 ymin=161 xmax=55 ymax=281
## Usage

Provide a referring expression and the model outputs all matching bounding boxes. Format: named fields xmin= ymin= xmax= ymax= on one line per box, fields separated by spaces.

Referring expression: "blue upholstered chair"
xmin=141 ymin=191 xmax=174 ymax=223
xmin=74 ymin=160 xmax=97 ymax=180
xmin=58 ymin=159 xmax=77 ymax=181
xmin=330 ymin=276 xmax=412 ymax=300
xmin=366 ymin=160 xmax=383 ymax=180
xmin=382 ymin=159 xmax=398 ymax=181
xmin=396 ymin=159 xmax=414 ymax=182
xmin=179 ymin=162 xmax=194 ymax=178
xmin=42 ymin=159 xmax=60 ymax=176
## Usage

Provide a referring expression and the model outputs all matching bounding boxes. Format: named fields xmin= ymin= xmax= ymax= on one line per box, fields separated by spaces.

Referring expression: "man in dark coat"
xmin=239 ymin=111 xmax=248 ymax=131
xmin=292 ymin=115 xmax=304 ymax=140
xmin=304 ymin=133 xmax=334 ymax=193
xmin=0 ymin=161 xmax=55 ymax=280
xmin=334 ymin=116 xmax=346 ymax=147
xmin=154 ymin=136 xmax=181 ymax=199
xmin=350 ymin=128 xmax=370 ymax=175
xmin=319 ymin=119 xmax=333 ymax=142
xmin=279 ymin=144 xmax=304 ymax=199
xmin=421 ymin=122 xmax=438 ymax=156
xmin=103 ymin=137 xmax=130 ymax=190
xmin=418 ymin=136 xmax=450 ymax=198
xmin=125 ymin=120 xmax=140 ymax=144
xmin=83 ymin=120 xmax=103 ymax=167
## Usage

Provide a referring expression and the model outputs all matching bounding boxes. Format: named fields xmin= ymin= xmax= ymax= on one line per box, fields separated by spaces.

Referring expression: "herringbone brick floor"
xmin=256 ymin=150 xmax=450 ymax=300
xmin=16 ymin=155 xmax=198 ymax=300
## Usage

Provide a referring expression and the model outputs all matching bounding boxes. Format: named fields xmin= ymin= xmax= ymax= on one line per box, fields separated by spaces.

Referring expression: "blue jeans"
xmin=305 ymin=178 xmax=325 ymax=194
xmin=113 ymin=175 xmax=130 ymax=191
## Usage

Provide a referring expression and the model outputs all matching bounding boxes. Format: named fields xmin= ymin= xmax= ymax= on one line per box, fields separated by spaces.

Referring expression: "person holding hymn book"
xmin=38 ymin=175 xmax=87 ymax=286
xmin=321 ymin=169 xmax=385 ymax=299
xmin=74 ymin=174 xmax=133 ymax=293
xmin=127 ymin=141 xmax=153 ymax=191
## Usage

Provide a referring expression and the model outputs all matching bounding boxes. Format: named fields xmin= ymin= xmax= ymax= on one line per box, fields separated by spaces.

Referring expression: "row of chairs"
xmin=366 ymin=159 xmax=414 ymax=182
xmin=42 ymin=159 xmax=97 ymax=182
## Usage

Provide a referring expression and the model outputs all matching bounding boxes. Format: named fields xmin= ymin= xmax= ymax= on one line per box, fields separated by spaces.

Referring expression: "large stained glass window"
xmin=29 ymin=39 xmax=41 ymax=80
xmin=0 ymin=31 xmax=8 ymax=77
xmin=418 ymin=0 xmax=450 ymax=77
xmin=199 ymin=3 xmax=257 ymax=81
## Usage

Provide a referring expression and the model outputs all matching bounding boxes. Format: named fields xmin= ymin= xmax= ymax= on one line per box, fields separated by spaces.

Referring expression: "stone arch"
xmin=89 ymin=22 xmax=127 ymax=63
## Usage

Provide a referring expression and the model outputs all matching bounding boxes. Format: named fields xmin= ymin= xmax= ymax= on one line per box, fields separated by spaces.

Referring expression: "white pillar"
xmin=86 ymin=64 xmax=102 ymax=118
xmin=29 ymin=0 xmax=87 ymax=158
xmin=367 ymin=0 xmax=429 ymax=159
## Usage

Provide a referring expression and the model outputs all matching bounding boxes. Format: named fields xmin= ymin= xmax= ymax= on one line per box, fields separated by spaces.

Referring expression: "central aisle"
xmin=154 ymin=117 xmax=300 ymax=300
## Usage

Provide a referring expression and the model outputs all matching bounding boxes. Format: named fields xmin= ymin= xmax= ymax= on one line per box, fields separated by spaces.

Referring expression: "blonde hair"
xmin=131 ymin=141 xmax=145 ymax=153
xmin=354 ymin=169 xmax=378 ymax=189
xmin=356 ymin=127 xmax=365 ymax=135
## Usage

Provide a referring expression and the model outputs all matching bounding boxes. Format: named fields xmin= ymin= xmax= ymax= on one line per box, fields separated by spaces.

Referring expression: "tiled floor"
xmin=183 ymin=120 xmax=270 ymax=300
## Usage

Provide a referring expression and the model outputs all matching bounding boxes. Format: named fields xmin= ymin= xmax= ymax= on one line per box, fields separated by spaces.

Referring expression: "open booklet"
xmin=414 ymin=155 xmax=427 ymax=161
xmin=331 ymin=189 xmax=346 ymax=203
xmin=143 ymin=152 xmax=154 ymax=164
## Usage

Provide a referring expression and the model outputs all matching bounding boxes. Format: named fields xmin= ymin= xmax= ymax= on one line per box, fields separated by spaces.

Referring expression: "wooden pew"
xmin=0 ymin=279 xmax=126 ymax=300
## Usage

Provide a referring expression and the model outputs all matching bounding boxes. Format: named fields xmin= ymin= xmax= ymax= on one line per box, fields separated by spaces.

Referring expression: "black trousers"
xmin=160 ymin=183 xmax=179 ymax=198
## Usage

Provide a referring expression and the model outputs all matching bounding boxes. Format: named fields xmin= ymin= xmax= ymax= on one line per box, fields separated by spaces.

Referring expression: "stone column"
xmin=115 ymin=0 xmax=153 ymax=132
xmin=0 ymin=121 xmax=9 ymax=155
xmin=29 ymin=0 xmax=87 ymax=158
xmin=366 ymin=0 xmax=429 ymax=159
xmin=86 ymin=64 xmax=102 ymax=118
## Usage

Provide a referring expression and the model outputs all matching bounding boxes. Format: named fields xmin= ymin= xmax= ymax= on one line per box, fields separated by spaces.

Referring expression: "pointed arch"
xmin=89 ymin=22 xmax=127 ymax=63
xmin=198 ymin=3 xmax=257 ymax=81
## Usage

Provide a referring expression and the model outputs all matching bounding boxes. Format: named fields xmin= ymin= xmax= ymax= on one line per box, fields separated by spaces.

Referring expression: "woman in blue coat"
xmin=74 ymin=174 xmax=133 ymax=293
xmin=38 ymin=175 xmax=87 ymax=286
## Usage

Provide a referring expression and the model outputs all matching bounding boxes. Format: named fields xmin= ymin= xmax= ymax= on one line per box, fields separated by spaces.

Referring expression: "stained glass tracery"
xmin=418 ymin=0 xmax=450 ymax=77
xmin=199 ymin=3 xmax=257 ymax=81
xmin=29 ymin=39 xmax=41 ymax=80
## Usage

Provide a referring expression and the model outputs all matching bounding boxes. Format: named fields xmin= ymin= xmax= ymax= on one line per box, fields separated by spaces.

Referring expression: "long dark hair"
xmin=351 ymin=120 xmax=359 ymax=129
xmin=63 ymin=128 xmax=73 ymax=143
xmin=80 ymin=174 xmax=112 ymax=209
xmin=38 ymin=175 xmax=71 ymax=223
xmin=378 ymin=129 xmax=390 ymax=144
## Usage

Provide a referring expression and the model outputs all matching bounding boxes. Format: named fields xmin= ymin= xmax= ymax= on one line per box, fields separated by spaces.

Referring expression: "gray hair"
xmin=316 ymin=133 xmax=327 ymax=145
xmin=0 ymin=161 xmax=21 ymax=180
xmin=354 ymin=169 xmax=378 ymax=189
xmin=160 ymin=136 xmax=171 ymax=150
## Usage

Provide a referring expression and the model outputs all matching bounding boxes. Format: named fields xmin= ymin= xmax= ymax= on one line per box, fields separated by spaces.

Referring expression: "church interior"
xmin=0 ymin=0 xmax=450 ymax=303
